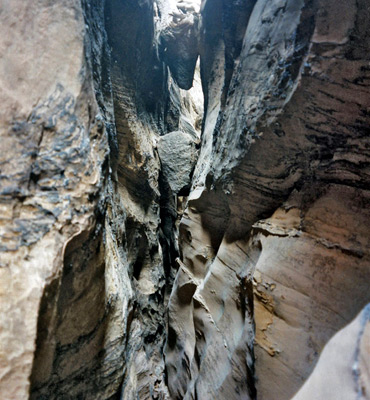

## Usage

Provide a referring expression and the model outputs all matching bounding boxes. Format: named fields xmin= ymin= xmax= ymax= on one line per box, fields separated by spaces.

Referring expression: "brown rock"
xmin=1 ymin=0 xmax=370 ymax=399
xmin=168 ymin=0 xmax=370 ymax=398
xmin=0 ymin=1 xmax=109 ymax=398
xmin=292 ymin=304 xmax=370 ymax=400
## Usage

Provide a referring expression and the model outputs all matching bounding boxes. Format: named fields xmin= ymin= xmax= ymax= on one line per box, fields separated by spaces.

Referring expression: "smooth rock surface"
xmin=292 ymin=304 xmax=370 ymax=400
xmin=252 ymin=184 xmax=370 ymax=399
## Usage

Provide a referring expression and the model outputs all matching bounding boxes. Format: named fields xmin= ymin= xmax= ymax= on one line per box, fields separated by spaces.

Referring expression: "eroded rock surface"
xmin=1 ymin=0 xmax=369 ymax=399
xmin=167 ymin=0 xmax=370 ymax=399
xmin=292 ymin=304 xmax=370 ymax=400
xmin=157 ymin=131 xmax=198 ymax=194
xmin=0 ymin=0 xmax=201 ymax=398
xmin=0 ymin=1 xmax=109 ymax=398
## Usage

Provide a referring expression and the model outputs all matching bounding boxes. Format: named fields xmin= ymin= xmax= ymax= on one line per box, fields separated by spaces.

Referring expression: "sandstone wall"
xmin=166 ymin=0 xmax=370 ymax=399
xmin=0 ymin=1 xmax=109 ymax=398
xmin=0 ymin=0 xmax=369 ymax=399
xmin=0 ymin=0 xmax=200 ymax=398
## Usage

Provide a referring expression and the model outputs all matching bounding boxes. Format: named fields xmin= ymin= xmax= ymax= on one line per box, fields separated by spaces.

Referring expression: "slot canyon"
xmin=0 ymin=0 xmax=369 ymax=399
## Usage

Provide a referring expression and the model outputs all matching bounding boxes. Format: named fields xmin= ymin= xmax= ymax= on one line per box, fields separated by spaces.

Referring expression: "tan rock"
xmin=169 ymin=0 xmax=370 ymax=398
xmin=253 ymin=185 xmax=370 ymax=399
xmin=0 ymin=1 xmax=103 ymax=398
xmin=292 ymin=305 xmax=370 ymax=400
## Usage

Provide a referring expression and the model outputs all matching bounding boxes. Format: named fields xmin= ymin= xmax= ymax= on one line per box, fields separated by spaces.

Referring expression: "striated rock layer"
xmin=0 ymin=0 xmax=201 ymax=398
xmin=0 ymin=1 xmax=109 ymax=398
xmin=292 ymin=304 xmax=370 ymax=400
xmin=166 ymin=0 xmax=370 ymax=399
xmin=1 ymin=0 xmax=369 ymax=400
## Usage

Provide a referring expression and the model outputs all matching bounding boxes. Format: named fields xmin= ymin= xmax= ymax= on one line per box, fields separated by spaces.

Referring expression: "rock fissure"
xmin=0 ymin=1 xmax=369 ymax=400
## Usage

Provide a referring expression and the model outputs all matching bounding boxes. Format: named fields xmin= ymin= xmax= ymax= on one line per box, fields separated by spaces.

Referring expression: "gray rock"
xmin=158 ymin=130 xmax=198 ymax=194
xmin=159 ymin=12 xmax=199 ymax=90
xmin=2 ymin=0 xmax=370 ymax=399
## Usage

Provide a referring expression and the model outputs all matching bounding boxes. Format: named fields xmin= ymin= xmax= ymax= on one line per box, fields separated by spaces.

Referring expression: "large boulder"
xmin=157 ymin=130 xmax=198 ymax=194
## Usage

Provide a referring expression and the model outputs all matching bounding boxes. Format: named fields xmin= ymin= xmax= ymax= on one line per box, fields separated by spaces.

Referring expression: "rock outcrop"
xmin=292 ymin=304 xmax=370 ymax=400
xmin=0 ymin=1 xmax=109 ymax=398
xmin=166 ymin=0 xmax=370 ymax=399
xmin=0 ymin=0 xmax=201 ymax=398
xmin=157 ymin=130 xmax=198 ymax=195
xmin=0 ymin=0 xmax=369 ymax=399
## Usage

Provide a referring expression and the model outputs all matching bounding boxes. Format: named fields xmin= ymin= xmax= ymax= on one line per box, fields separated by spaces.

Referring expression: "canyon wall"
xmin=167 ymin=0 xmax=370 ymax=399
xmin=0 ymin=1 xmax=110 ymax=398
xmin=0 ymin=0 xmax=369 ymax=400
xmin=0 ymin=0 xmax=200 ymax=398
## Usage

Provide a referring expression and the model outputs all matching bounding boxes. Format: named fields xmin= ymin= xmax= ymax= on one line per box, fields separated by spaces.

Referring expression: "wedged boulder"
xmin=159 ymin=11 xmax=199 ymax=90
xmin=157 ymin=130 xmax=198 ymax=194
